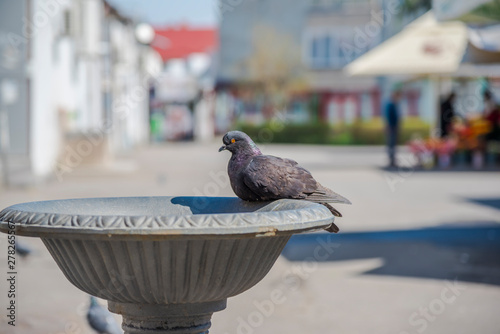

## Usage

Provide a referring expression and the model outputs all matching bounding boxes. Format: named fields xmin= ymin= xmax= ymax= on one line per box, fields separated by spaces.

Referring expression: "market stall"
xmin=345 ymin=10 xmax=500 ymax=169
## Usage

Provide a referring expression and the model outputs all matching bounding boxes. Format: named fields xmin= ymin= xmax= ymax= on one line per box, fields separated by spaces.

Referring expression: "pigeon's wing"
xmin=105 ymin=315 xmax=122 ymax=334
xmin=106 ymin=313 xmax=123 ymax=334
xmin=306 ymin=184 xmax=352 ymax=204
xmin=242 ymin=155 xmax=318 ymax=200
xmin=88 ymin=308 xmax=108 ymax=333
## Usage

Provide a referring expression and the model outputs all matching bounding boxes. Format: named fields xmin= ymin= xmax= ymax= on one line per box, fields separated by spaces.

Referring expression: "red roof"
xmin=152 ymin=26 xmax=218 ymax=61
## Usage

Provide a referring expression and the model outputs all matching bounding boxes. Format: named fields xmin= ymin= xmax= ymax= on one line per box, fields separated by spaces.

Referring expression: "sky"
xmin=106 ymin=0 xmax=219 ymax=27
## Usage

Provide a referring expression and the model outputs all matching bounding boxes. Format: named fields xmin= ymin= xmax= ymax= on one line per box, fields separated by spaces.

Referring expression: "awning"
xmin=345 ymin=12 xmax=469 ymax=76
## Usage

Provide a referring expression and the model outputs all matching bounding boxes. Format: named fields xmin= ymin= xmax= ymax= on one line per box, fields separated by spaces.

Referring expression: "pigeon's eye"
xmin=231 ymin=138 xmax=236 ymax=143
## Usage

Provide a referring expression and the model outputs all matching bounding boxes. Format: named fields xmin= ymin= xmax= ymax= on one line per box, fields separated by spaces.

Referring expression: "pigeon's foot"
xmin=321 ymin=203 xmax=342 ymax=217
xmin=325 ymin=223 xmax=340 ymax=233
xmin=322 ymin=203 xmax=341 ymax=233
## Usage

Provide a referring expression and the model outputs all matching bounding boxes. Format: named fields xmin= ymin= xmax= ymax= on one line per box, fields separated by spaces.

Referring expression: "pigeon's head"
xmin=219 ymin=131 xmax=261 ymax=154
xmin=89 ymin=296 xmax=99 ymax=307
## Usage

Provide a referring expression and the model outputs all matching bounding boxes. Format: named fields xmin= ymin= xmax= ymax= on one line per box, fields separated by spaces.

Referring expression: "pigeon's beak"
xmin=218 ymin=145 xmax=227 ymax=152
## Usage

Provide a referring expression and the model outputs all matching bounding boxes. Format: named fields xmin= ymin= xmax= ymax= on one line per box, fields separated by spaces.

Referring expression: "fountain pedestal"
xmin=109 ymin=301 xmax=226 ymax=334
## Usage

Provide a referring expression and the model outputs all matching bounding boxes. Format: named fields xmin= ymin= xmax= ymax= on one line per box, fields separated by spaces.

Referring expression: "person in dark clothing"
xmin=385 ymin=90 xmax=402 ymax=167
xmin=440 ymin=92 xmax=456 ymax=138
xmin=484 ymin=91 xmax=500 ymax=142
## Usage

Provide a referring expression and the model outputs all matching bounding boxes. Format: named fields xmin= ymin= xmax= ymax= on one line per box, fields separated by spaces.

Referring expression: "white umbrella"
xmin=345 ymin=12 xmax=468 ymax=76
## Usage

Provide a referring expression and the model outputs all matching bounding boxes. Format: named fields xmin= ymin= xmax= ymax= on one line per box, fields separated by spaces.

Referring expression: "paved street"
xmin=0 ymin=143 xmax=499 ymax=334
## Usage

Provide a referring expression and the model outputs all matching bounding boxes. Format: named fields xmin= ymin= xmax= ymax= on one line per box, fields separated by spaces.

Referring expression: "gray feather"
xmin=305 ymin=184 xmax=352 ymax=204
xmin=242 ymin=155 xmax=317 ymax=201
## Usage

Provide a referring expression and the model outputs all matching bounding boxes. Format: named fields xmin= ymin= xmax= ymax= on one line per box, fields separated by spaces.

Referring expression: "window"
xmin=309 ymin=35 xmax=330 ymax=68
xmin=306 ymin=27 xmax=374 ymax=69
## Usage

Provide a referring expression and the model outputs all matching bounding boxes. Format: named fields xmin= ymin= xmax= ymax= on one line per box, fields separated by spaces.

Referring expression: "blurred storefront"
xmin=215 ymin=0 xmax=420 ymax=134
xmin=346 ymin=3 xmax=500 ymax=169
xmin=345 ymin=10 xmax=500 ymax=125
xmin=304 ymin=0 xmax=383 ymax=123
xmin=215 ymin=0 xmax=314 ymax=132
xmin=150 ymin=26 xmax=218 ymax=142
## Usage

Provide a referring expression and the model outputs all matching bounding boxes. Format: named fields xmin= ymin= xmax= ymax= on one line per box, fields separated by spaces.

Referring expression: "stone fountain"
xmin=0 ymin=196 xmax=334 ymax=333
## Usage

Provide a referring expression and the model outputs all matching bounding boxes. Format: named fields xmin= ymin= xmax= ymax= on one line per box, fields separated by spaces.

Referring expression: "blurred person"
xmin=440 ymin=92 xmax=456 ymax=138
xmin=384 ymin=90 xmax=402 ymax=167
xmin=471 ymin=90 xmax=498 ymax=169
xmin=484 ymin=91 xmax=500 ymax=142
xmin=484 ymin=90 xmax=497 ymax=115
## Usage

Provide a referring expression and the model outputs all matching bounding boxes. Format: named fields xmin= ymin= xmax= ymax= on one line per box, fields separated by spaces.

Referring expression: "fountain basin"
xmin=0 ymin=196 xmax=334 ymax=333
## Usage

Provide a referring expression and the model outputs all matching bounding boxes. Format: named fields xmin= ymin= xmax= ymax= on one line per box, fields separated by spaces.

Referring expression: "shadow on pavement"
xmin=282 ymin=223 xmax=500 ymax=286
xmin=466 ymin=197 xmax=500 ymax=211
xmin=379 ymin=166 xmax=500 ymax=173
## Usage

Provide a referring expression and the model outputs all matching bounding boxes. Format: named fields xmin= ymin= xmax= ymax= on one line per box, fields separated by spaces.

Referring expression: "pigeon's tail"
xmin=306 ymin=184 xmax=349 ymax=234
xmin=322 ymin=203 xmax=341 ymax=233
xmin=306 ymin=184 xmax=351 ymax=205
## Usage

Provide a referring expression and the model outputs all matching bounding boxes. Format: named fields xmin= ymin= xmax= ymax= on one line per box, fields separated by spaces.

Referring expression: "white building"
xmin=102 ymin=3 xmax=161 ymax=153
xmin=0 ymin=0 xmax=161 ymax=186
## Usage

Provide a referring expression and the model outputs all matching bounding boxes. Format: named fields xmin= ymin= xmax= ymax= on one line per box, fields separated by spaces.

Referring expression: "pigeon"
xmin=87 ymin=296 xmax=122 ymax=334
xmin=219 ymin=131 xmax=351 ymax=233
xmin=15 ymin=240 xmax=33 ymax=258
